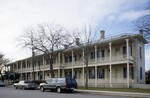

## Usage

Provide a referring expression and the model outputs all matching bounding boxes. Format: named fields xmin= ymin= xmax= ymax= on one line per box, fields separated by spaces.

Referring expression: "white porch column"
xmin=26 ymin=61 xmax=28 ymax=80
xmin=72 ymin=51 xmax=74 ymax=78
xmin=82 ymin=67 xmax=85 ymax=86
xmin=42 ymin=55 xmax=45 ymax=66
xmin=62 ymin=53 xmax=65 ymax=77
xmin=82 ymin=48 xmax=85 ymax=62
xmin=82 ymin=49 xmax=85 ymax=86
xmin=126 ymin=39 xmax=130 ymax=88
xmin=95 ymin=45 xmax=97 ymax=63
xmin=21 ymin=61 xmax=22 ymax=72
xmin=20 ymin=61 xmax=23 ymax=80
xmin=25 ymin=60 xmax=27 ymax=70
xmin=62 ymin=53 xmax=64 ymax=64
xmin=42 ymin=71 xmax=45 ymax=80
xmin=95 ymin=66 xmax=97 ymax=87
xmin=58 ymin=53 xmax=60 ymax=78
xmin=109 ymin=42 xmax=112 ymax=87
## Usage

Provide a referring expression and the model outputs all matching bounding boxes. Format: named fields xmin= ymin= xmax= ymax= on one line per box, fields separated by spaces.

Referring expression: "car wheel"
xmin=40 ymin=86 xmax=45 ymax=92
xmin=56 ymin=87 xmax=61 ymax=93
xmin=15 ymin=86 xmax=18 ymax=89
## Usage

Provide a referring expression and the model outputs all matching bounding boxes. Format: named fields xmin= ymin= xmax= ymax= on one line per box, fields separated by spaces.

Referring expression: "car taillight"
xmin=65 ymin=83 xmax=68 ymax=88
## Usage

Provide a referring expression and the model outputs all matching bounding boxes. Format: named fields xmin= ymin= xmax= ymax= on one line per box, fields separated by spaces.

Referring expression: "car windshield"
xmin=24 ymin=81 xmax=33 ymax=83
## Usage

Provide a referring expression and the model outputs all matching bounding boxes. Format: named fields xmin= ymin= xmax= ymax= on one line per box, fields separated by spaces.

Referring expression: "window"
xmin=52 ymin=58 xmax=55 ymax=63
xmin=65 ymin=72 xmax=68 ymax=77
xmin=102 ymin=50 xmax=105 ymax=57
xmin=38 ymin=59 xmax=43 ymax=66
xmin=74 ymin=55 xmax=77 ymax=61
xmin=97 ymin=51 xmax=100 ymax=58
xmin=129 ymin=45 xmax=132 ymax=56
xmin=90 ymin=52 xmax=95 ymax=59
xmin=46 ymin=59 xmax=50 ymax=64
xmin=98 ymin=50 xmax=105 ymax=58
xmin=46 ymin=58 xmax=55 ymax=64
xmin=123 ymin=67 xmax=127 ymax=78
xmin=69 ymin=56 xmax=72 ymax=62
xmin=69 ymin=71 xmax=72 ymax=77
xmin=89 ymin=69 xmax=95 ymax=79
xmin=97 ymin=68 xmax=105 ymax=79
xmin=74 ymin=71 xmax=77 ymax=79
xmin=140 ymin=47 xmax=142 ymax=58
xmin=18 ymin=62 xmax=21 ymax=69
xmin=27 ymin=61 xmax=31 ymax=68
xmin=140 ymin=67 xmax=142 ymax=80
xmin=123 ymin=46 xmax=126 ymax=54
xmin=65 ymin=57 xmax=68 ymax=63
xmin=131 ymin=67 xmax=134 ymax=79
xmin=52 ymin=79 xmax=56 ymax=83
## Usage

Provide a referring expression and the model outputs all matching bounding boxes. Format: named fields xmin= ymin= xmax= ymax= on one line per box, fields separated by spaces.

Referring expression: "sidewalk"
xmin=74 ymin=89 xmax=150 ymax=98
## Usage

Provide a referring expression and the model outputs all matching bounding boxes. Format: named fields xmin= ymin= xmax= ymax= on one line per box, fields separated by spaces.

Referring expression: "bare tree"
xmin=18 ymin=24 xmax=74 ymax=78
xmin=136 ymin=14 xmax=150 ymax=40
xmin=74 ymin=24 xmax=98 ymax=89
xmin=0 ymin=53 xmax=10 ymax=80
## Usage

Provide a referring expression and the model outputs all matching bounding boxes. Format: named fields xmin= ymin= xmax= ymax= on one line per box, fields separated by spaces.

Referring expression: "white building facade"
xmin=8 ymin=31 xmax=148 ymax=88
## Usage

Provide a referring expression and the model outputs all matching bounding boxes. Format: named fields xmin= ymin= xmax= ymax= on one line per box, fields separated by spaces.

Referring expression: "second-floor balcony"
xmin=13 ymin=53 xmax=134 ymax=72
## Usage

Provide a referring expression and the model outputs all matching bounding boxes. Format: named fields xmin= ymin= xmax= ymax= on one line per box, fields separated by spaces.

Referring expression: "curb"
xmin=74 ymin=89 xmax=150 ymax=98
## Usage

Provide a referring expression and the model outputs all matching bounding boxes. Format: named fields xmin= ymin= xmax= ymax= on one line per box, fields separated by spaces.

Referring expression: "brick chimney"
xmin=139 ymin=29 xmax=144 ymax=36
xmin=100 ymin=30 xmax=105 ymax=39
xmin=76 ymin=38 xmax=80 ymax=46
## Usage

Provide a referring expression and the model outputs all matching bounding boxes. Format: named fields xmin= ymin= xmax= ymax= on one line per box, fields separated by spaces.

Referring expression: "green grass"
xmin=78 ymin=87 xmax=150 ymax=93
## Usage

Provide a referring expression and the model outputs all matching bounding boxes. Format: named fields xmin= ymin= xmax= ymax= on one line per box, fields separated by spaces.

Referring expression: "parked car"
xmin=0 ymin=80 xmax=5 ymax=87
xmin=39 ymin=77 xmax=77 ymax=93
xmin=14 ymin=80 xmax=38 ymax=90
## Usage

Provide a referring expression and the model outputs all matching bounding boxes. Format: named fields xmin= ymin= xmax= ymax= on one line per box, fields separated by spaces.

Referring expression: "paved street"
xmin=0 ymin=87 xmax=132 ymax=98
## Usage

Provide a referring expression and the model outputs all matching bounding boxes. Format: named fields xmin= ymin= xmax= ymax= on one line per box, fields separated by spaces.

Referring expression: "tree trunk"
xmin=49 ymin=58 xmax=54 ymax=78
xmin=85 ymin=63 xmax=88 ymax=89
xmin=32 ymin=48 xmax=35 ymax=81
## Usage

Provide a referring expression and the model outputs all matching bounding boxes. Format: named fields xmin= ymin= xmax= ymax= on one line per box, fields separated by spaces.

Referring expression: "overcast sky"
xmin=0 ymin=0 xmax=150 ymax=70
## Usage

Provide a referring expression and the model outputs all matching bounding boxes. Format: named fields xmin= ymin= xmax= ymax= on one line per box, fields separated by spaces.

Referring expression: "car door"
xmin=49 ymin=79 xmax=56 ymax=89
xmin=45 ymin=79 xmax=52 ymax=89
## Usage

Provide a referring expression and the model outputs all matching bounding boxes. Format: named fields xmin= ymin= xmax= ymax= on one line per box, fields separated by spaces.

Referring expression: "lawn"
xmin=78 ymin=87 xmax=150 ymax=93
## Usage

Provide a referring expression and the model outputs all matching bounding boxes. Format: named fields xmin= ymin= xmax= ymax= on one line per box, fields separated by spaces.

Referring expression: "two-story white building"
xmin=8 ymin=30 xmax=148 ymax=88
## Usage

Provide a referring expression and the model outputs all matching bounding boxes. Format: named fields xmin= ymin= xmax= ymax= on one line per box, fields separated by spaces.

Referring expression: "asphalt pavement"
xmin=4 ymin=85 xmax=150 ymax=98
xmin=0 ymin=87 xmax=131 ymax=98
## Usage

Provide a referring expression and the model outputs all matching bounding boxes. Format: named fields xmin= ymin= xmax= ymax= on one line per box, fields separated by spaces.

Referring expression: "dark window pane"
xmin=123 ymin=67 xmax=127 ymax=78
xmin=140 ymin=67 xmax=142 ymax=80
xmin=140 ymin=47 xmax=142 ymax=58
xmin=131 ymin=67 xmax=134 ymax=79
xmin=65 ymin=57 xmax=68 ymax=63
xmin=102 ymin=50 xmax=105 ymax=57
xmin=123 ymin=46 xmax=126 ymax=54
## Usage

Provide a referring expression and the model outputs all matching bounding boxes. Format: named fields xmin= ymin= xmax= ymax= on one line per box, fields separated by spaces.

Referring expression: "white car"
xmin=14 ymin=80 xmax=38 ymax=90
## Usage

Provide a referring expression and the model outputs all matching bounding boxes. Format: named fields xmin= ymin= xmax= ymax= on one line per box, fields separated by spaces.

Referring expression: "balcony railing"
xmin=12 ymin=54 xmax=133 ymax=71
